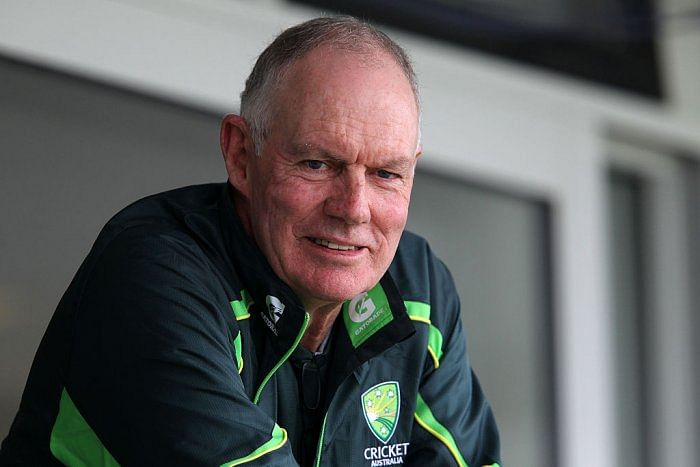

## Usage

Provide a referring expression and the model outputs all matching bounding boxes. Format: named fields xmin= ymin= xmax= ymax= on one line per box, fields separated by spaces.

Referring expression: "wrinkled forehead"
xmin=268 ymin=48 xmax=420 ymax=148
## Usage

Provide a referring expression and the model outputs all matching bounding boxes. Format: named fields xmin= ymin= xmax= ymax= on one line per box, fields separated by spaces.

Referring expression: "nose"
xmin=324 ymin=170 xmax=371 ymax=225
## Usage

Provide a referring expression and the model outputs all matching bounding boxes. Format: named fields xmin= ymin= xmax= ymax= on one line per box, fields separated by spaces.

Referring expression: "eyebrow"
xmin=380 ymin=158 xmax=416 ymax=174
xmin=291 ymin=143 xmax=342 ymax=161
xmin=290 ymin=142 xmax=416 ymax=173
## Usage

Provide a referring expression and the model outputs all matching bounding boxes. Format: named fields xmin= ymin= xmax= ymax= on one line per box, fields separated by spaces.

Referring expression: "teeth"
xmin=313 ymin=238 xmax=358 ymax=251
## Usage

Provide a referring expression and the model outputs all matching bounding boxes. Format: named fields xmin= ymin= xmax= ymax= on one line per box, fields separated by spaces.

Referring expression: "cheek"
xmin=378 ymin=190 xmax=410 ymax=225
xmin=373 ymin=194 xmax=410 ymax=242
xmin=261 ymin=183 xmax=324 ymax=232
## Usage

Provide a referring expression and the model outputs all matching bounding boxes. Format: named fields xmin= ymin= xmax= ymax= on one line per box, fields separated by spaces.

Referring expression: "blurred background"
xmin=1 ymin=1 xmax=698 ymax=466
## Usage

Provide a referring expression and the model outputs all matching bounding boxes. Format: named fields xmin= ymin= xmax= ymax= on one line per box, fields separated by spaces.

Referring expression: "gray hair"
xmin=240 ymin=15 xmax=421 ymax=155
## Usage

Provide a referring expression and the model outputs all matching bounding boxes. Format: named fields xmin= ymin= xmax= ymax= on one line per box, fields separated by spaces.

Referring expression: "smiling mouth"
xmin=311 ymin=238 xmax=360 ymax=251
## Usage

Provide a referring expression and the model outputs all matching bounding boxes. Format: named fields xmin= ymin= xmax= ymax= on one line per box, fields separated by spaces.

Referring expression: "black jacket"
xmin=0 ymin=184 xmax=500 ymax=467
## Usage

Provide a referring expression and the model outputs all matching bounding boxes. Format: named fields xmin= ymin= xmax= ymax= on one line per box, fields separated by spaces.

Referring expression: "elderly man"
xmin=0 ymin=16 xmax=500 ymax=467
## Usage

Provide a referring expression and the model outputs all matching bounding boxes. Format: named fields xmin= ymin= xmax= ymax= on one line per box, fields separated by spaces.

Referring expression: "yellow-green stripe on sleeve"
xmin=405 ymin=301 xmax=444 ymax=369
xmin=414 ymin=392 xmax=469 ymax=467
xmin=220 ymin=423 xmax=288 ymax=467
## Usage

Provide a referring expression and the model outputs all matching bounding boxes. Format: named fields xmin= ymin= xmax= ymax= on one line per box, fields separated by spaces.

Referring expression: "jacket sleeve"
xmin=406 ymin=261 xmax=501 ymax=467
xmin=54 ymin=226 xmax=299 ymax=467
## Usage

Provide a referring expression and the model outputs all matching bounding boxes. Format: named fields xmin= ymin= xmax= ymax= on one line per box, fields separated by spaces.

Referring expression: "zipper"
xmin=312 ymin=360 xmax=372 ymax=466
xmin=253 ymin=312 xmax=310 ymax=404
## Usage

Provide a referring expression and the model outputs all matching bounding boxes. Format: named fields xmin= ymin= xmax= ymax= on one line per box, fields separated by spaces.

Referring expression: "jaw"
xmin=286 ymin=256 xmax=379 ymax=308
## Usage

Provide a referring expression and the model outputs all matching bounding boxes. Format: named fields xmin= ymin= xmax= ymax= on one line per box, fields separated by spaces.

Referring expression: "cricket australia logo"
xmin=362 ymin=381 xmax=400 ymax=443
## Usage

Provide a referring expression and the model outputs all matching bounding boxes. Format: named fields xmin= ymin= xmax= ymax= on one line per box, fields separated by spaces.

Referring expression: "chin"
xmin=297 ymin=274 xmax=376 ymax=306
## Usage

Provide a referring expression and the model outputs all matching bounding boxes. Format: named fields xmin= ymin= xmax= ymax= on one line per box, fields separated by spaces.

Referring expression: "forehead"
xmin=269 ymin=47 xmax=419 ymax=156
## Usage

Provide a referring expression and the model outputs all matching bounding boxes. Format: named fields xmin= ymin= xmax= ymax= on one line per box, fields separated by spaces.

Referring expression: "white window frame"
xmin=608 ymin=139 xmax=696 ymax=467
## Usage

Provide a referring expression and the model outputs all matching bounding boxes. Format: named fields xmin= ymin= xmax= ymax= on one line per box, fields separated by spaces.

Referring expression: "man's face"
xmin=243 ymin=47 xmax=420 ymax=308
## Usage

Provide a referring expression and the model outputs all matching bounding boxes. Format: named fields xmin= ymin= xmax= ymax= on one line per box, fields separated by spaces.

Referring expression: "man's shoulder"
xmin=76 ymin=183 xmax=231 ymax=285
xmin=108 ymin=183 xmax=223 ymax=229
xmin=66 ymin=183 xmax=237 ymax=314
xmin=389 ymin=230 xmax=462 ymax=346
xmin=390 ymin=230 xmax=457 ymax=308
xmin=92 ymin=183 xmax=224 ymax=248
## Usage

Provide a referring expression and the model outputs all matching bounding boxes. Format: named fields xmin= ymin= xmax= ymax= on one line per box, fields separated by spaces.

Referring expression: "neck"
xmin=300 ymin=301 xmax=342 ymax=352
xmin=231 ymin=188 xmax=254 ymax=236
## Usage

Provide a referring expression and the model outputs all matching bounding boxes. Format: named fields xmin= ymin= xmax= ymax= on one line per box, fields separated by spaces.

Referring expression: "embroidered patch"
xmin=265 ymin=295 xmax=285 ymax=324
xmin=343 ymin=285 xmax=393 ymax=348
xmin=362 ymin=381 xmax=400 ymax=444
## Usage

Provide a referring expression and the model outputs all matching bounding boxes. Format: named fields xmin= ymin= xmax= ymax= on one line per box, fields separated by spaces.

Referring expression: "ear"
xmin=415 ymin=143 xmax=423 ymax=159
xmin=220 ymin=114 xmax=254 ymax=198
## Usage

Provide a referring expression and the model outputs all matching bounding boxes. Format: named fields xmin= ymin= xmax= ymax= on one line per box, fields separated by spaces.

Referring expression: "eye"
xmin=305 ymin=160 xmax=327 ymax=170
xmin=377 ymin=169 xmax=399 ymax=180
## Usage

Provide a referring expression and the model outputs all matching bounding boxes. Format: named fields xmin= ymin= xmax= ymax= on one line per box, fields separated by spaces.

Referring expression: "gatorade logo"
xmin=349 ymin=292 xmax=376 ymax=323
xmin=343 ymin=286 xmax=393 ymax=348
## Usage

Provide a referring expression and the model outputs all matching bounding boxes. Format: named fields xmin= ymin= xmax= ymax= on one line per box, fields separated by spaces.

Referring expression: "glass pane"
xmin=682 ymin=161 xmax=700 ymax=460
xmin=0 ymin=57 xmax=223 ymax=438
xmin=407 ymin=169 xmax=555 ymax=467
xmin=608 ymin=170 xmax=649 ymax=467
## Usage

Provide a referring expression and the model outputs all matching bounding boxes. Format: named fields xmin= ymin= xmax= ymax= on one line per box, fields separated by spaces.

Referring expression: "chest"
xmin=255 ymin=341 xmax=425 ymax=467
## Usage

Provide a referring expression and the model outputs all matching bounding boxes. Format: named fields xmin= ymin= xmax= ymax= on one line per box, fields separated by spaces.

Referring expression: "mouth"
xmin=309 ymin=237 xmax=361 ymax=252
